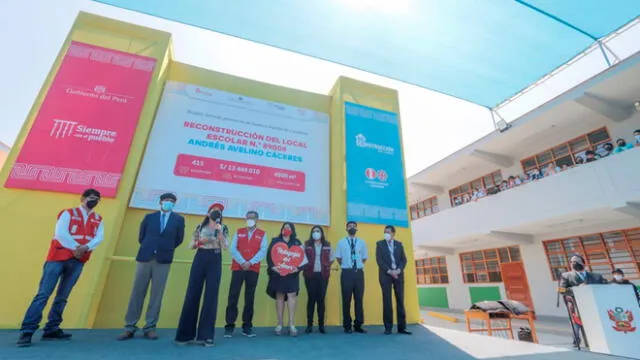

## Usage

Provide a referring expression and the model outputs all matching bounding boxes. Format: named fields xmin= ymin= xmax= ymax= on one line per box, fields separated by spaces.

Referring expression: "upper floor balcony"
xmin=411 ymin=147 xmax=640 ymax=249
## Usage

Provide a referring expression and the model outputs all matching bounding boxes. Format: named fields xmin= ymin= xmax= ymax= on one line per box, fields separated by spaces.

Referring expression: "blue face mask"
xmin=161 ymin=201 xmax=174 ymax=211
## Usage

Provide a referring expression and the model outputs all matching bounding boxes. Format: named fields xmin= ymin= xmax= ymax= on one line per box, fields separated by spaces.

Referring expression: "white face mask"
xmin=384 ymin=233 xmax=392 ymax=241
xmin=635 ymin=135 xmax=640 ymax=143
xmin=246 ymin=219 xmax=256 ymax=228
xmin=614 ymin=275 xmax=623 ymax=281
xmin=312 ymin=231 xmax=322 ymax=240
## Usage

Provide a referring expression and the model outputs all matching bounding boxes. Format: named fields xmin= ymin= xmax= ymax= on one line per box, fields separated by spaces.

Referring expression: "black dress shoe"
xmin=398 ymin=329 xmax=412 ymax=335
xmin=354 ymin=327 xmax=367 ymax=334
xmin=384 ymin=329 xmax=392 ymax=335
xmin=344 ymin=328 xmax=353 ymax=334
xmin=319 ymin=325 xmax=326 ymax=334
xmin=16 ymin=333 xmax=32 ymax=347
xmin=305 ymin=325 xmax=312 ymax=334
xmin=42 ymin=329 xmax=72 ymax=340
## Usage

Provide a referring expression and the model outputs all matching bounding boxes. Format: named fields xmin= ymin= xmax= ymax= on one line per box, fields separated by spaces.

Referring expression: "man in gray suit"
xmin=559 ymin=254 xmax=607 ymax=348
xmin=118 ymin=193 xmax=185 ymax=340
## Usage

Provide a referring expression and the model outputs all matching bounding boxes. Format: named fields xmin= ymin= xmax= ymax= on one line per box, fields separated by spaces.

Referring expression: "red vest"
xmin=304 ymin=243 xmax=331 ymax=279
xmin=231 ymin=227 xmax=265 ymax=273
xmin=47 ymin=207 xmax=102 ymax=263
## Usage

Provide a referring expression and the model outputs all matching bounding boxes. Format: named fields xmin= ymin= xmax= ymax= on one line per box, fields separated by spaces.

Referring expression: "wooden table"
xmin=464 ymin=310 xmax=539 ymax=343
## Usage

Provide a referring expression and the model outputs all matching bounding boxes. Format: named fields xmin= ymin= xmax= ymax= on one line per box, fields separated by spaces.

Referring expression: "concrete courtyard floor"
xmin=0 ymin=320 xmax=624 ymax=360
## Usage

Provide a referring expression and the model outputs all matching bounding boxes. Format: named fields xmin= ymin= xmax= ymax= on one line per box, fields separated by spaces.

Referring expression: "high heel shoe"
xmin=274 ymin=325 xmax=283 ymax=336
xmin=289 ymin=326 xmax=298 ymax=337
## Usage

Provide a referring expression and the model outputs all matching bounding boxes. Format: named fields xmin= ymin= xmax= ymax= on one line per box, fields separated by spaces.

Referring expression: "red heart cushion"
xmin=271 ymin=242 xmax=304 ymax=276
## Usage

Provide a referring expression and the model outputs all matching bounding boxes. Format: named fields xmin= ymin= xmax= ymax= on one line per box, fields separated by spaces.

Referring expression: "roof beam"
xmin=612 ymin=201 xmax=640 ymax=219
xmin=469 ymin=149 xmax=514 ymax=168
xmin=487 ymin=231 xmax=534 ymax=245
xmin=418 ymin=245 xmax=455 ymax=256
xmin=410 ymin=182 xmax=444 ymax=195
xmin=574 ymin=92 xmax=634 ymax=122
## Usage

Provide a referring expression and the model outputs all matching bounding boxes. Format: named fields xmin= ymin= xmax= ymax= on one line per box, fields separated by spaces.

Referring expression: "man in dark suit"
xmin=118 ymin=193 xmax=185 ymax=341
xmin=559 ymin=254 xmax=606 ymax=348
xmin=375 ymin=225 xmax=411 ymax=335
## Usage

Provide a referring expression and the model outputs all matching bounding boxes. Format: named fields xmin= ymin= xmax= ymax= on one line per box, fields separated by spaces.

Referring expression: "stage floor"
xmin=0 ymin=325 xmax=622 ymax=360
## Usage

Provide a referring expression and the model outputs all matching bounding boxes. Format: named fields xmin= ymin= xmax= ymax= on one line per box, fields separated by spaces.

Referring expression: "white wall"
xmin=419 ymin=216 xmax=640 ymax=317
xmin=410 ymin=114 xmax=640 ymax=214
xmin=419 ymin=253 xmax=506 ymax=310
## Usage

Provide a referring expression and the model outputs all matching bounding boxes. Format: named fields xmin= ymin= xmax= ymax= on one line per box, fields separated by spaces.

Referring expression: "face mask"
xmin=282 ymin=228 xmax=292 ymax=237
xmin=210 ymin=211 xmax=221 ymax=221
xmin=614 ymin=275 xmax=623 ymax=281
xmin=618 ymin=141 xmax=626 ymax=147
xmin=312 ymin=231 xmax=322 ymax=240
xmin=635 ymin=135 xmax=640 ymax=143
xmin=86 ymin=199 xmax=99 ymax=210
xmin=347 ymin=228 xmax=357 ymax=236
xmin=247 ymin=219 xmax=256 ymax=228
xmin=384 ymin=233 xmax=391 ymax=241
xmin=572 ymin=263 xmax=584 ymax=272
xmin=161 ymin=201 xmax=174 ymax=212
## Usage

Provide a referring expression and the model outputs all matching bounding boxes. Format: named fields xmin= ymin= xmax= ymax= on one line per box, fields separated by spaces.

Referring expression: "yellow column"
xmin=327 ymin=77 xmax=420 ymax=326
xmin=0 ymin=12 xmax=172 ymax=329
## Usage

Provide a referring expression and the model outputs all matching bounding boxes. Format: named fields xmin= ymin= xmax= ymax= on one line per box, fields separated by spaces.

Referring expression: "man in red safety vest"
xmin=17 ymin=188 xmax=105 ymax=348
xmin=223 ymin=210 xmax=268 ymax=338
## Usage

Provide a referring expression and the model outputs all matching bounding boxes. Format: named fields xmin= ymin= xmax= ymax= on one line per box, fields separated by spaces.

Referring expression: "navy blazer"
xmin=136 ymin=211 xmax=185 ymax=264
xmin=375 ymin=239 xmax=407 ymax=278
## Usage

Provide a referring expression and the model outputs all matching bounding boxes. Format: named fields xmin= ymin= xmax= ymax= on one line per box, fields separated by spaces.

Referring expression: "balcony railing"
xmin=412 ymin=148 xmax=640 ymax=245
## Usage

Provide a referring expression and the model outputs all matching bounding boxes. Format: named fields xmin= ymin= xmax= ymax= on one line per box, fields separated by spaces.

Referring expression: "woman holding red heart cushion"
xmin=266 ymin=222 xmax=308 ymax=337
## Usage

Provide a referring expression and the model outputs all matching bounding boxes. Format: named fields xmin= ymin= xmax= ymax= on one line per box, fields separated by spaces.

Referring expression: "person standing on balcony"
xmin=613 ymin=138 xmax=634 ymax=154
xmin=118 ymin=193 xmax=185 ymax=341
xmin=17 ymin=189 xmax=104 ymax=348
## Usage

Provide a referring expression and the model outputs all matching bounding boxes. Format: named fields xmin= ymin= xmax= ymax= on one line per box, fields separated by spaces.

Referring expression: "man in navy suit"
xmin=375 ymin=225 xmax=411 ymax=335
xmin=118 ymin=193 xmax=185 ymax=341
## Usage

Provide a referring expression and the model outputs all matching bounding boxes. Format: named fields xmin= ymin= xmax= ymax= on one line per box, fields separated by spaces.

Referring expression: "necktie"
xmin=350 ymin=238 xmax=357 ymax=270
xmin=161 ymin=213 xmax=166 ymax=232
xmin=388 ymin=241 xmax=396 ymax=269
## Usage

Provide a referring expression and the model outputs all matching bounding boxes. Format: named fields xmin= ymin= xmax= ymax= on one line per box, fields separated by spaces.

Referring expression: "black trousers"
xmin=175 ymin=249 xmax=222 ymax=342
xmin=341 ymin=269 xmax=364 ymax=329
xmin=380 ymin=274 xmax=406 ymax=331
xmin=224 ymin=270 xmax=259 ymax=331
xmin=304 ymin=272 xmax=328 ymax=326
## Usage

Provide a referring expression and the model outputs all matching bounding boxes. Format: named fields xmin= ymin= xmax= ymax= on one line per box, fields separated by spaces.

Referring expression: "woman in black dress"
xmin=266 ymin=222 xmax=308 ymax=336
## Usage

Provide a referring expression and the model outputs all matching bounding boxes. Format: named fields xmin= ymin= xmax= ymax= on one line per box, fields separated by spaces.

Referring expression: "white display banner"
xmin=130 ymin=81 xmax=330 ymax=225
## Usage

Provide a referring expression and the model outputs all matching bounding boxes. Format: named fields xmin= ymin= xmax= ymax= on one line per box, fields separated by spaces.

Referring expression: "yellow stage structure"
xmin=0 ymin=12 xmax=418 ymax=329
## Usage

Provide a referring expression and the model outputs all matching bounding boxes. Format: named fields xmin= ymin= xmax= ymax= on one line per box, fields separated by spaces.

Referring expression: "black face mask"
xmin=210 ymin=211 xmax=222 ymax=221
xmin=572 ymin=263 xmax=584 ymax=272
xmin=86 ymin=199 xmax=99 ymax=210
xmin=347 ymin=228 xmax=357 ymax=236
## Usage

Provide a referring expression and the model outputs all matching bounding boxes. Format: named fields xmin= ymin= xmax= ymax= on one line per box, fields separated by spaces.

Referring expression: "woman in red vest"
xmin=175 ymin=203 xmax=228 ymax=347
xmin=303 ymin=226 xmax=334 ymax=334
xmin=266 ymin=222 xmax=308 ymax=336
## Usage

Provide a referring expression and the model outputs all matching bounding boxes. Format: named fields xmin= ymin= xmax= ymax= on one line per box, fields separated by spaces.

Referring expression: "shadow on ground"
xmin=0 ymin=325 xmax=622 ymax=360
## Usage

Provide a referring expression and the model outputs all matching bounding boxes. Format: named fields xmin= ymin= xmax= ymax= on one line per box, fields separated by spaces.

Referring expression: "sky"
xmin=0 ymin=0 xmax=635 ymax=176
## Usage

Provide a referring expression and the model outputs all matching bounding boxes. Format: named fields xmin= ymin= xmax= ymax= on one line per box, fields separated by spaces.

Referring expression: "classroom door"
xmin=501 ymin=262 xmax=535 ymax=314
